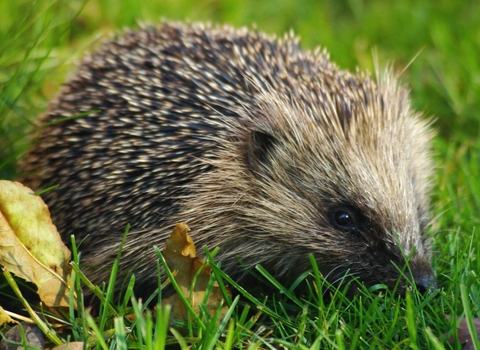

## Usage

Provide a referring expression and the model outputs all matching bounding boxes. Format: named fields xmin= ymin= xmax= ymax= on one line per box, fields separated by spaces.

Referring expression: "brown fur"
xmin=20 ymin=22 xmax=436 ymax=295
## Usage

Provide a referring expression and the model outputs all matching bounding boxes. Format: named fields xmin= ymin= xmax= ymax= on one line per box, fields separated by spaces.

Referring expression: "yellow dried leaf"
xmin=0 ymin=181 xmax=72 ymax=307
xmin=52 ymin=341 xmax=85 ymax=350
xmin=0 ymin=306 xmax=14 ymax=326
xmin=162 ymin=223 xmax=229 ymax=326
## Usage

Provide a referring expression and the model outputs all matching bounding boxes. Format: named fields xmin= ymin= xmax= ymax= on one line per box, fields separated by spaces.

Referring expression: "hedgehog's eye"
xmin=332 ymin=208 xmax=358 ymax=231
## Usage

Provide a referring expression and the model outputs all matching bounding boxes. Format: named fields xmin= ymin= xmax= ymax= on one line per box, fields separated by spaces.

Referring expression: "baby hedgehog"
xmin=21 ymin=21 xmax=437 ymax=296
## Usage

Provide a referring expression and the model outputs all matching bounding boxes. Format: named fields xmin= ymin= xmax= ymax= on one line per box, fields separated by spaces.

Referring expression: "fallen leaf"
xmin=0 ymin=322 xmax=44 ymax=349
xmin=0 ymin=180 xmax=72 ymax=307
xmin=162 ymin=223 xmax=229 ymax=326
xmin=446 ymin=314 xmax=480 ymax=349
xmin=0 ymin=306 xmax=14 ymax=326
xmin=52 ymin=341 xmax=85 ymax=350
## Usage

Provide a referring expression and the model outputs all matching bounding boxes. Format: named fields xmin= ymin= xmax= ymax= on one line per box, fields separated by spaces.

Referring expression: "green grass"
xmin=1 ymin=0 xmax=480 ymax=348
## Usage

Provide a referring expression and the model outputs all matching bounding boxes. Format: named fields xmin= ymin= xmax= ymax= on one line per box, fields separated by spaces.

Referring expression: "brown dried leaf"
xmin=162 ymin=223 xmax=229 ymax=325
xmin=457 ymin=318 xmax=480 ymax=350
xmin=0 ymin=181 xmax=72 ymax=307
xmin=446 ymin=314 xmax=480 ymax=349
xmin=0 ymin=322 xmax=44 ymax=349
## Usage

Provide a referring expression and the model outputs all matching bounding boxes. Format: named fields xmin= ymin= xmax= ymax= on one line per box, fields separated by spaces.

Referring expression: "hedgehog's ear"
xmin=246 ymin=130 xmax=278 ymax=174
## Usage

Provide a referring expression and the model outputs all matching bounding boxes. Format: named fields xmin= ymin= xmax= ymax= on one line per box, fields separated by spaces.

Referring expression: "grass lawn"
xmin=1 ymin=0 xmax=480 ymax=348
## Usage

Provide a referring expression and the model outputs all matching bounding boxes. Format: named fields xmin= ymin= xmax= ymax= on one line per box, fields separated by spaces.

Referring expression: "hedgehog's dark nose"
xmin=413 ymin=269 xmax=438 ymax=294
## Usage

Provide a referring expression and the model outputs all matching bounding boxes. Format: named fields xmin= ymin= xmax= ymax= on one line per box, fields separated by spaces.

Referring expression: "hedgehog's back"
xmin=19 ymin=22 xmax=333 ymax=244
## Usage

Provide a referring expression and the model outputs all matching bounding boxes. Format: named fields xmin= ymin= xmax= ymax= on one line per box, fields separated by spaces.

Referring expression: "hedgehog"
xmin=20 ymin=21 xmax=437 ymax=297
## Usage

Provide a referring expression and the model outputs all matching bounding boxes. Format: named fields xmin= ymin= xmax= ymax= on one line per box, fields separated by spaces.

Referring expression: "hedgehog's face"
xmin=237 ymin=81 xmax=437 ymax=294
xmin=310 ymin=203 xmax=436 ymax=295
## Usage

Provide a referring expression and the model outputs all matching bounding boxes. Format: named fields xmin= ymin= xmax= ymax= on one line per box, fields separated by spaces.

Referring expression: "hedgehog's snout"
xmin=412 ymin=266 xmax=438 ymax=294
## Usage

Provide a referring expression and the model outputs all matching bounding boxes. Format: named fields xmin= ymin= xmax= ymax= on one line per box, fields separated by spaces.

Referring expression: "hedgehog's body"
xmin=21 ymin=22 xmax=436 ymax=295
